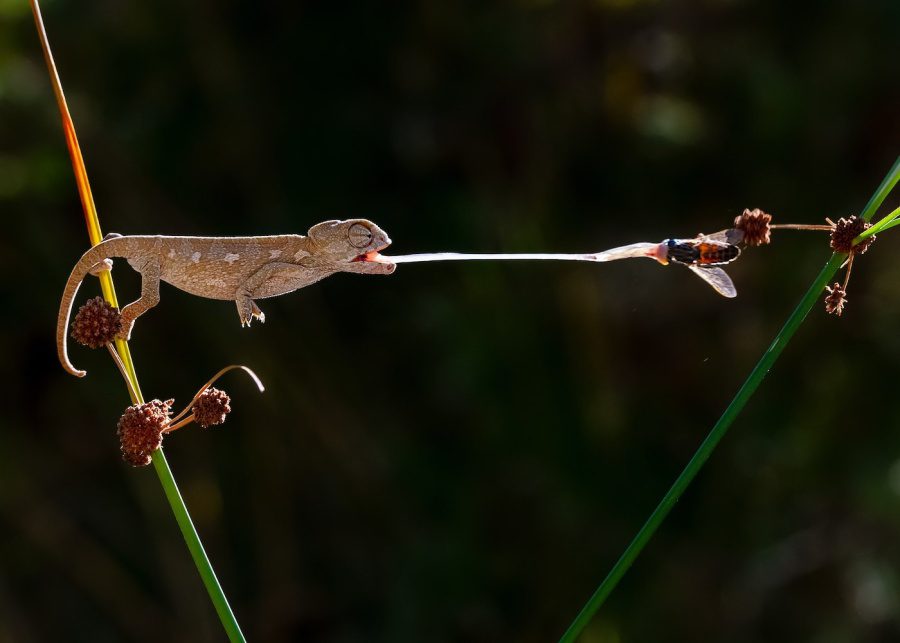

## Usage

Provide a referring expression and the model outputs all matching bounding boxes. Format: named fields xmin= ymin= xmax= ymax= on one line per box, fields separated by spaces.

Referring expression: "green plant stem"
xmin=857 ymin=205 xmax=900 ymax=241
xmin=558 ymin=253 xmax=844 ymax=643
xmin=873 ymin=214 xmax=900 ymax=234
xmin=860 ymin=157 xmax=900 ymax=222
xmin=560 ymin=155 xmax=900 ymax=642
xmin=151 ymin=451 xmax=245 ymax=642
xmin=853 ymin=156 xmax=900 ymax=243
xmin=30 ymin=1 xmax=245 ymax=640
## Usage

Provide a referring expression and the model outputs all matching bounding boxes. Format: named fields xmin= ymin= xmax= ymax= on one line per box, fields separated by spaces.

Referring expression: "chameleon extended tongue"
xmin=376 ymin=252 xmax=608 ymax=264
xmin=378 ymin=243 xmax=661 ymax=264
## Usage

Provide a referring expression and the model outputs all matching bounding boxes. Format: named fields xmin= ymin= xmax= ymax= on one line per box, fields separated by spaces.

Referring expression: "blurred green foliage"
xmin=1 ymin=0 xmax=899 ymax=641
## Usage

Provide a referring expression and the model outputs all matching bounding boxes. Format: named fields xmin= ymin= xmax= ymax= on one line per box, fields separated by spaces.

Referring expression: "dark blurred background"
xmin=2 ymin=0 xmax=899 ymax=641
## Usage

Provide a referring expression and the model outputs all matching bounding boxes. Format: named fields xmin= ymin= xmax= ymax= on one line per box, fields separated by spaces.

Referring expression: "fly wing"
xmin=702 ymin=228 xmax=745 ymax=245
xmin=687 ymin=265 xmax=737 ymax=298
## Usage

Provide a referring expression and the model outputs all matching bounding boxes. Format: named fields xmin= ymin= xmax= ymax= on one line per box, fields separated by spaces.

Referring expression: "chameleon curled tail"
xmin=57 ymin=236 xmax=139 ymax=377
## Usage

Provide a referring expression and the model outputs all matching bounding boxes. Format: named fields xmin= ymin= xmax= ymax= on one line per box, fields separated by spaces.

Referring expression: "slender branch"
xmin=164 ymin=415 xmax=197 ymax=434
xmin=770 ymin=224 xmax=833 ymax=231
xmin=170 ymin=365 xmax=264 ymax=425
xmin=106 ymin=344 xmax=139 ymax=402
xmin=841 ymin=253 xmax=854 ymax=290
xmin=30 ymin=2 xmax=245 ymax=640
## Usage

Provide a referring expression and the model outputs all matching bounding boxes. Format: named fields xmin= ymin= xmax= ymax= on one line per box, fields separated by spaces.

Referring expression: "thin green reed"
xmin=560 ymin=156 xmax=900 ymax=643
xmin=30 ymin=1 xmax=246 ymax=640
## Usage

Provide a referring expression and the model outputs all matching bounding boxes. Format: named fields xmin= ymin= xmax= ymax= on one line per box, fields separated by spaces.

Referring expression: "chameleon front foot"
xmin=236 ymin=298 xmax=266 ymax=327
xmin=252 ymin=301 xmax=266 ymax=324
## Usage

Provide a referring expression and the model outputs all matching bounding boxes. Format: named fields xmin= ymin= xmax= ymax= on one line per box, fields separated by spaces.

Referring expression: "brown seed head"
xmin=117 ymin=399 xmax=172 ymax=467
xmin=830 ymin=216 xmax=874 ymax=254
xmin=192 ymin=387 xmax=231 ymax=428
xmin=824 ymin=283 xmax=848 ymax=316
xmin=70 ymin=296 xmax=123 ymax=348
xmin=733 ymin=208 xmax=772 ymax=246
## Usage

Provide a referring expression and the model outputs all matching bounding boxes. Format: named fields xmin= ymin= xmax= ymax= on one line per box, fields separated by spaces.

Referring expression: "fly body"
xmin=665 ymin=239 xmax=741 ymax=266
xmin=696 ymin=241 xmax=741 ymax=265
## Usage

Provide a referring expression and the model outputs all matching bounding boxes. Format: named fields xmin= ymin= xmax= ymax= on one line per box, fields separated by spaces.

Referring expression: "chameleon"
xmin=58 ymin=219 xmax=395 ymax=377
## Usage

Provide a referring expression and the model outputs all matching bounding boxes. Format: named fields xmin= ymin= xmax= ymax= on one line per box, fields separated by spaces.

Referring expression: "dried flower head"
xmin=733 ymin=208 xmax=772 ymax=247
xmin=70 ymin=296 xmax=122 ymax=348
xmin=117 ymin=399 xmax=172 ymax=467
xmin=192 ymin=387 xmax=232 ymax=428
xmin=824 ymin=283 xmax=848 ymax=316
xmin=830 ymin=216 xmax=874 ymax=254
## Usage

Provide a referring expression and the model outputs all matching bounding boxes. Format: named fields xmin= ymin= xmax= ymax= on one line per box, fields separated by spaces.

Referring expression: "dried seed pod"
xmin=192 ymin=387 xmax=231 ymax=428
xmin=830 ymin=216 xmax=874 ymax=254
xmin=824 ymin=283 xmax=848 ymax=316
xmin=70 ymin=296 xmax=123 ymax=348
xmin=114 ymin=366 xmax=261 ymax=466
xmin=117 ymin=399 xmax=172 ymax=467
xmin=733 ymin=208 xmax=772 ymax=247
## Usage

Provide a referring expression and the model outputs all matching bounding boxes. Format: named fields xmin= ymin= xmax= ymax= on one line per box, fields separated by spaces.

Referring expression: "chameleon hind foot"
xmin=115 ymin=317 xmax=135 ymax=341
xmin=91 ymin=233 xmax=122 ymax=274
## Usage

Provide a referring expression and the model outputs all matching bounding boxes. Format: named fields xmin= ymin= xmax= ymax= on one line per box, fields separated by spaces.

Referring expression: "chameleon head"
xmin=307 ymin=219 xmax=396 ymax=274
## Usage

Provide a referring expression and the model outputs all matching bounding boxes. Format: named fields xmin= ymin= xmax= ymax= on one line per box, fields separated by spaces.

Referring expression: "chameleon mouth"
xmin=352 ymin=250 xmax=384 ymax=262
xmin=351 ymin=239 xmax=392 ymax=264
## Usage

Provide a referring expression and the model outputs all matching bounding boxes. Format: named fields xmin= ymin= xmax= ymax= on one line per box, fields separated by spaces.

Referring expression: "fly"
xmin=593 ymin=228 xmax=744 ymax=298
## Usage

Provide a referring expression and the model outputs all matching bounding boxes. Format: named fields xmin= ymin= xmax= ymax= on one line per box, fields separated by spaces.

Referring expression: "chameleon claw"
xmin=250 ymin=301 xmax=265 ymax=324
xmin=113 ymin=315 xmax=135 ymax=341
xmin=88 ymin=258 xmax=114 ymax=276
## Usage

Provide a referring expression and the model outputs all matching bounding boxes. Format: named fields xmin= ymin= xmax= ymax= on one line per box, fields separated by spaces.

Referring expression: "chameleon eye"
xmin=348 ymin=223 xmax=373 ymax=248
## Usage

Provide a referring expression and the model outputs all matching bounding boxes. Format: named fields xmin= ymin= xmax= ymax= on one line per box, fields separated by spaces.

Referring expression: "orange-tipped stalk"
xmin=30 ymin=1 xmax=245 ymax=639
xmin=29 ymin=0 xmax=142 ymax=386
